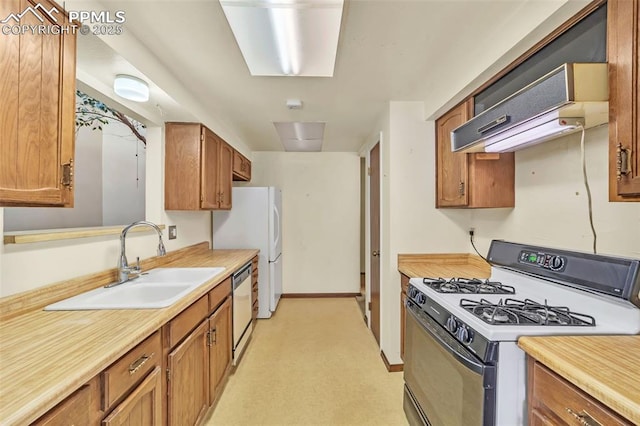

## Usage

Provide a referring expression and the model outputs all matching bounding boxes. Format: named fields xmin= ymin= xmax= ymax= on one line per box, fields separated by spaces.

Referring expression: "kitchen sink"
xmin=44 ymin=267 xmax=226 ymax=310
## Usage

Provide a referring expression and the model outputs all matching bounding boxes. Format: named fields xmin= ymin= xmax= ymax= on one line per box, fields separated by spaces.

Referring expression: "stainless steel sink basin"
xmin=44 ymin=267 xmax=226 ymax=310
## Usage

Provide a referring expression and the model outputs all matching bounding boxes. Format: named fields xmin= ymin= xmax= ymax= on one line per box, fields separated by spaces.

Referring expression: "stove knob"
xmin=408 ymin=287 xmax=417 ymax=299
xmin=416 ymin=293 xmax=427 ymax=305
xmin=456 ymin=326 xmax=474 ymax=345
xmin=549 ymin=256 xmax=564 ymax=271
xmin=445 ymin=316 xmax=458 ymax=333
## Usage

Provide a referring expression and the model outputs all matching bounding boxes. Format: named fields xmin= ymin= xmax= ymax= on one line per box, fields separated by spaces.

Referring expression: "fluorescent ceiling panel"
xmin=274 ymin=121 xmax=325 ymax=151
xmin=220 ymin=0 xmax=344 ymax=76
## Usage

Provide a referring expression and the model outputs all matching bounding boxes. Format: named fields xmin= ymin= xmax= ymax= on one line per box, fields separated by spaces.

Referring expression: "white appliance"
xmin=403 ymin=240 xmax=640 ymax=426
xmin=232 ymin=262 xmax=252 ymax=365
xmin=213 ymin=187 xmax=282 ymax=318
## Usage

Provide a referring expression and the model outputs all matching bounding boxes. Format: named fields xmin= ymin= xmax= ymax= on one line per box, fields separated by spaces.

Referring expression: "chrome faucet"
xmin=108 ymin=220 xmax=167 ymax=287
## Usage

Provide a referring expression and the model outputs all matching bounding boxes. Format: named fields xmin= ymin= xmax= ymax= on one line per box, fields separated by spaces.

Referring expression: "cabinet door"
xmin=0 ymin=0 xmax=76 ymax=207
xmin=102 ymin=367 xmax=163 ymax=426
xmin=608 ymin=0 xmax=640 ymax=200
xmin=436 ymin=100 xmax=472 ymax=207
xmin=232 ymin=150 xmax=245 ymax=177
xmin=201 ymin=127 xmax=220 ymax=209
xmin=208 ymin=296 xmax=232 ymax=405
xmin=32 ymin=377 xmax=99 ymax=426
xmin=167 ymin=320 xmax=209 ymax=426
xmin=217 ymin=140 xmax=233 ymax=210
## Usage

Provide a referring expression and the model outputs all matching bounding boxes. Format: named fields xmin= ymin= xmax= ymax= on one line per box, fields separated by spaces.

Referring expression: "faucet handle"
xmin=133 ymin=256 xmax=141 ymax=273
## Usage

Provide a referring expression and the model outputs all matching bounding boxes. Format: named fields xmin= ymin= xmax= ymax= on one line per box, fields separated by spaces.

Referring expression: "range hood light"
xmin=484 ymin=117 xmax=583 ymax=153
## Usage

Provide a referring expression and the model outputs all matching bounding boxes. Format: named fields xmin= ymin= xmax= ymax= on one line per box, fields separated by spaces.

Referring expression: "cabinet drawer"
xmin=209 ymin=277 xmax=231 ymax=312
xmin=532 ymin=362 xmax=630 ymax=426
xmin=167 ymin=296 xmax=208 ymax=348
xmin=102 ymin=331 xmax=161 ymax=411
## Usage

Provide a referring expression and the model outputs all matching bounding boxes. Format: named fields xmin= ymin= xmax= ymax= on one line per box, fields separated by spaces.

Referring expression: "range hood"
xmin=451 ymin=63 xmax=608 ymax=153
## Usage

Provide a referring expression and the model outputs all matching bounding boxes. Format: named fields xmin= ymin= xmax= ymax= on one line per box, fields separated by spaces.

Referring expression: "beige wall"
xmin=246 ymin=152 xmax=360 ymax=295
xmin=470 ymin=125 xmax=640 ymax=259
xmin=376 ymin=102 xmax=471 ymax=364
xmin=0 ymin=126 xmax=212 ymax=298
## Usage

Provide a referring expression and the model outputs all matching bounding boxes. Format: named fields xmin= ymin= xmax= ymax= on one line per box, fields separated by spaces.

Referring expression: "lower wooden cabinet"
xmin=102 ymin=367 xmax=163 ymax=426
xmin=527 ymin=356 xmax=632 ymax=425
xmin=208 ymin=296 xmax=232 ymax=405
xmin=167 ymin=319 xmax=210 ymax=426
xmin=31 ymin=377 xmax=100 ymax=425
xmin=400 ymin=273 xmax=409 ymax=361
xmin=251 ymin=255 xmax=259 ymax=326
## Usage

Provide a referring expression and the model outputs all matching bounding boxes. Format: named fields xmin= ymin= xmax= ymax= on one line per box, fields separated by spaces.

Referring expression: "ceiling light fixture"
xmin=274 ymin=121 xmax=325 ymax=152
xmin=269 ymin=6 xmax=301 ymax=75
xmin=113 ymin=75 xmax=149 ymax=102
xmin=219 ymin=0 xmax=344 ymax=77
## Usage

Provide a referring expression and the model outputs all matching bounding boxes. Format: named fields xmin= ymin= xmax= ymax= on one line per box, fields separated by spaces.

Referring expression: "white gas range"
xmin=402 ymin=240 xmax=640 ymax=426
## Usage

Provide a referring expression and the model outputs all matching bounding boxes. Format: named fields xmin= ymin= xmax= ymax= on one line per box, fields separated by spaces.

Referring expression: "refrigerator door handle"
xmin=273 ymin=204 xmax=280 ymax=251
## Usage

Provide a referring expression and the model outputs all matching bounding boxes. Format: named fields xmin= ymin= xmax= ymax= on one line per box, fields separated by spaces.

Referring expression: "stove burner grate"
xmin=460 ymin=298 xmax=596 ymax=326
xmin=422 ymin=277 xmax=515 ymax=295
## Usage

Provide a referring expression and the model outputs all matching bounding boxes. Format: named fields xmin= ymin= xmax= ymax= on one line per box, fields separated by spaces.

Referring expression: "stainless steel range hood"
xmin=451 ymin=63 xmax=608 ymax=153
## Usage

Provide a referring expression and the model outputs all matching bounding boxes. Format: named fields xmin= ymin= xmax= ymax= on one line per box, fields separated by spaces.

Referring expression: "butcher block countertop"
xmin=518 ymin=335 xmax=640 ymax=424
xmin=398 ymin=253 xmax=491 ymax=278
xmin=0 ymin=243 xmax=258 ymax=426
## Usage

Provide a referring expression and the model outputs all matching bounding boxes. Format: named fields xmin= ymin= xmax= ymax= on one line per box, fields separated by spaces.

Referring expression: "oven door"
xmin=404 ymin=301 xmax=496 ymax=426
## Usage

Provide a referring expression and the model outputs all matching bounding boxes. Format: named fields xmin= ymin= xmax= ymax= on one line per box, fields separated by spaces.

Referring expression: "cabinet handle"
xmin=458 ymin=181 xmax=465 ymax=196
xmin=477 ymin=114 xmax=509 ymax=134
xmin=208 ymin=328 xmax=217 ymax=346
xmin=129 ymin=352 xmax=154 ymax=375
xmin=616 ymin=144 xmax=632 ymax=180
xmin=566 ymin=408 xmax=601 ymax=426
xmin=60 ymin=159 xmax=74 ymax=189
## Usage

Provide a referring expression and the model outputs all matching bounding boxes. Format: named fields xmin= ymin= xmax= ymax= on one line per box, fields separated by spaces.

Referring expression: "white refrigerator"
xmin=212 ymin=187 xmax=282 ymax=318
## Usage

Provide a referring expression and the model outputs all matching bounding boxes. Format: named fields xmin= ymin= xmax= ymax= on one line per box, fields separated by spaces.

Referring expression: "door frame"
xmin=359 ymin=132 xmax=384 ymax=337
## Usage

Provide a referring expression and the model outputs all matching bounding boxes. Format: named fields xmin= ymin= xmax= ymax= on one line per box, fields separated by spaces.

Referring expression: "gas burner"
xmin=460 ymin=298 xmax=596 ymax=326
xmin=422 ymin=277 xmax=515 ymax=295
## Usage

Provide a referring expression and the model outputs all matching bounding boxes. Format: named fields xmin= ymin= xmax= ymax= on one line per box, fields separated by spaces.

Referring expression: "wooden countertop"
xmin=518 ymin=335 xmax=640 ymax=424
xmin=398 ymin=253 xmax=491 ymax=279
xmin=0 ymin=244 xmax=258 ymax=425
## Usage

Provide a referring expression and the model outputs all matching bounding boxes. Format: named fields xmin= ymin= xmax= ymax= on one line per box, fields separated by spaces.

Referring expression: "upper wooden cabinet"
xmin=232 ymin=150 xmax=252 ymax=182
xmin=165 ymin=123 xmax=233 ymax=210
xmin=0 ymin=0 xmax=76 ymax=207
xmin=608 ymin=0 xmax=640 ymax=201
xmin=435 ymin=100 xmax=515 ymax=208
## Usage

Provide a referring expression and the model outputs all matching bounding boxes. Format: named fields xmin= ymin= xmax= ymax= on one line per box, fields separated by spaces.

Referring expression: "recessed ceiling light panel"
xmin=274 ymin=121 xmax=325 ymax=151
xmin=220 ymin=0 xmax=344 ymax=77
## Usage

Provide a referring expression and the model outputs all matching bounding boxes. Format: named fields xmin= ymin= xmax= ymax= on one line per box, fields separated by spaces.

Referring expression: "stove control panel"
xmin=518 ymin=250 xmax=566 ymax=272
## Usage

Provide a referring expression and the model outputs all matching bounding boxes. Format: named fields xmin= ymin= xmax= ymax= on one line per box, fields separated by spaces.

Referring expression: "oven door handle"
xmin=407 ymin=304 xmax=486 ymax=375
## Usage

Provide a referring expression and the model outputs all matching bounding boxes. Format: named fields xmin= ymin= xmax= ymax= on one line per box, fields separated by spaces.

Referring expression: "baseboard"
xmin=281 ymin=293 xmax=361 ymax=298
xmin=380 ymin=350 xmax=404 ymax=372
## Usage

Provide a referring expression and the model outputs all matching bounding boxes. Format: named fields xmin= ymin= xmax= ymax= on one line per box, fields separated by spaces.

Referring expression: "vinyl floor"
xmin=205 ymin=298 xmax=408 ymax=426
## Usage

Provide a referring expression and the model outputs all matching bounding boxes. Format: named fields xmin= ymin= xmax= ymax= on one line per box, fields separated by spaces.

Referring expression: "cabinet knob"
xmin=372 ymin=250 xmax=379 ymax=257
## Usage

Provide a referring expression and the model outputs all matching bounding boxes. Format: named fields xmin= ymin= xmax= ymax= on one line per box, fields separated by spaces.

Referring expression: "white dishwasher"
xmin=232 ymin=262 xmax=252 ymax=365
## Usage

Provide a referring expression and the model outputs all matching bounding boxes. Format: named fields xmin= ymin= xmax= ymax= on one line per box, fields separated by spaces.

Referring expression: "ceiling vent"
xmin=452 ymin=63 xmax=609 ymax=153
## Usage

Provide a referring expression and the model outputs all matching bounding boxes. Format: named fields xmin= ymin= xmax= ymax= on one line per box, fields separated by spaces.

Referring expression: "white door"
xmin=269 ymin=253 xmax=282 ymax=311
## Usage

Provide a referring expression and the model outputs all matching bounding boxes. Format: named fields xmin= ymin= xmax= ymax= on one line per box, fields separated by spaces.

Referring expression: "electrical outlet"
xmin=168 ymin=225 xmax=177 ymax=240
xmin=469 ymin=228 xmax=475 ymax=238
